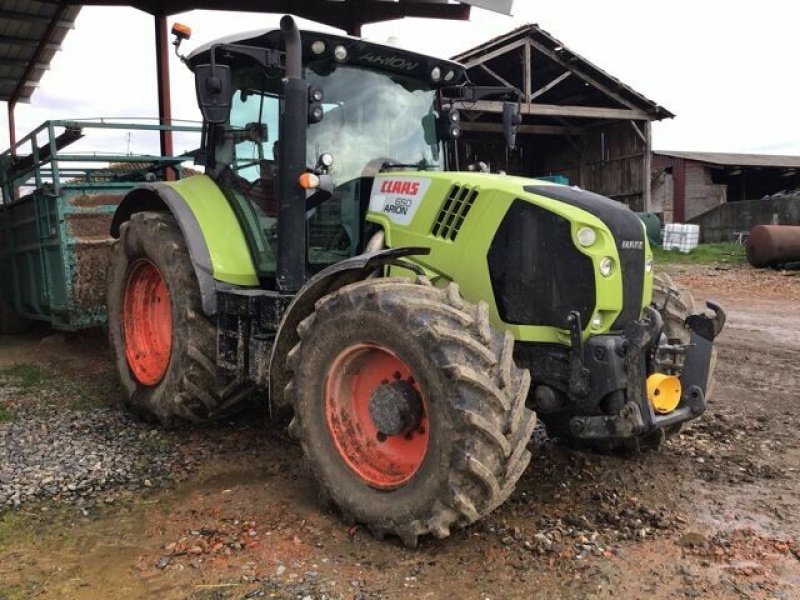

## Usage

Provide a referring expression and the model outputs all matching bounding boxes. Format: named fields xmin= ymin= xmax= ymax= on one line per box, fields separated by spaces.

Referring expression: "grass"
xmin=0 ymin=365 xmax=48 ymax=389
xmin=652 ymin=242 xmax=747 ymax=266
xmin=0 ymin=406 xmax=12 ymax=423
xmin=0 ymin=513 xmax=30 ymax=551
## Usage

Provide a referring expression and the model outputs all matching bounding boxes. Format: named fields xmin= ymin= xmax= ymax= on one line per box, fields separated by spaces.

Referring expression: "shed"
xmin=652 ymin=150 xmax=800 ymax=223
xmin=452 ymin=24 xmax=673 ymax=212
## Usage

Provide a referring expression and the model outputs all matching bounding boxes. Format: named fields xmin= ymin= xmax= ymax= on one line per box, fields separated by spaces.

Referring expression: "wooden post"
xmin=523 ymin=40 xmax=531 ymax=104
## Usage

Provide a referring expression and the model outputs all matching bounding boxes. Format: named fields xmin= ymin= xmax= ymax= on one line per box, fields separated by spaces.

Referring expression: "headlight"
xmin=576 ymin=227 xmax=596 ymax=247
xmin=599 ymin=257 xmax=614 ymax=277
xmin=311 ymin=40 xmax=326 ymax=55
xmin=645 ymin=257 xmax=653 ymax=273
xmin=590 ymin=314 xmax=603 ymax=329
xmin=334 ymin=45 xmax=348 ymax=62
xmin=431 ymin=66 xmax=442 ymax=82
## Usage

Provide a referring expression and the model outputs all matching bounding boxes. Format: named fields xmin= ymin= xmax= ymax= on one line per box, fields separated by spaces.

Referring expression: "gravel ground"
xmin=0 ymin=365 xmax=181 ymax=512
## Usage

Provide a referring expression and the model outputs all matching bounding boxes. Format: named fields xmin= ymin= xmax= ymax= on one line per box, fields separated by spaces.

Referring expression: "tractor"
xmin=107 ymin=17 xmax=725 ymax=546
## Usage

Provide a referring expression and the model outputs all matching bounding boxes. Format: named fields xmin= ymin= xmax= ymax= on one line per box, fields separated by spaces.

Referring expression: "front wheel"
xmin=287 ymin=278 xmax=536 ymax=546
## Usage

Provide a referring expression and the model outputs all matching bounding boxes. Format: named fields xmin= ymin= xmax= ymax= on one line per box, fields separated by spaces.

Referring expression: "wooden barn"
xmin=451 ymin=25 xmax=673 ymax=213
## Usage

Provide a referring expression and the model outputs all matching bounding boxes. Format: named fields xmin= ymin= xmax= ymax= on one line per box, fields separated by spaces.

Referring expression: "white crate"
xmin=663 ymin=223 xmax=700 ymax=253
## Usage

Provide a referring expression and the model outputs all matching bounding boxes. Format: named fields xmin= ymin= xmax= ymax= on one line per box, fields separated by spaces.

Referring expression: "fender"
xmin=267 ymin=246 xmax=430 ymax=417
xmin=110 ymin=175 xmax=259 ymax=315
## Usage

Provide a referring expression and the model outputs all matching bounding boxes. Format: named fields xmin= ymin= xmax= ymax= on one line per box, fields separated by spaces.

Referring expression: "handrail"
xmin=0 ymin=119 xmax=203 ymax=197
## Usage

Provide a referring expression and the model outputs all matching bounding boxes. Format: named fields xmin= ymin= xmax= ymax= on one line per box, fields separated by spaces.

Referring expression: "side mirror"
xmin=502 ymin=101 xmax=521 ymax=150
xmin=194 ymin=64 xmax=232 ymax=124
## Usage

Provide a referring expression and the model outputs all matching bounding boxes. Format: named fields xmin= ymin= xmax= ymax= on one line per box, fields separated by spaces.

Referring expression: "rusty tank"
xmin=746 ymin=224 xmax=800 ymax=268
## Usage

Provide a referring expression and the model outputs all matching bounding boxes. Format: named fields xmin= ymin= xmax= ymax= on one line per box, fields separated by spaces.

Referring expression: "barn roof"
xmin=655 ymin=150 xmax=800 ymax=169
xmin=453 ymin=23 xmax=674 ymax=121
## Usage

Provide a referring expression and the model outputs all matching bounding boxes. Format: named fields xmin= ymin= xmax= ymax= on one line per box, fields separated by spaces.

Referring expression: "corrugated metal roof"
xmin=655 ymin=150 xmax=800 ymax=169
xmin=453 ymin=24 xmax=674 ymax=120
xmin=0 ymin=0 xmax=81 ymax=104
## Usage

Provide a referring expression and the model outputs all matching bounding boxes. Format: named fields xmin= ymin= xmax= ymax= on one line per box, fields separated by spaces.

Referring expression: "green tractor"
xmin=107 ymin=17 xmax=724 ymax=546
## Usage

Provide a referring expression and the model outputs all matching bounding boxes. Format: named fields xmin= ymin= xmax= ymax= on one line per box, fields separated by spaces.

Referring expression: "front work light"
xmin=599 ymin=256 xmax=614 ymax=277
xmin=576 ymin=227 xmax=596 ymax=247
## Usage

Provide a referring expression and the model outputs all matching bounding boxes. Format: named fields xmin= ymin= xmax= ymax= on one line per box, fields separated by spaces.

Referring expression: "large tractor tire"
xmin=287 ymin=277 xmax=536 ymax=546
xmin=107 ymin=211 xmax=243 ymax=427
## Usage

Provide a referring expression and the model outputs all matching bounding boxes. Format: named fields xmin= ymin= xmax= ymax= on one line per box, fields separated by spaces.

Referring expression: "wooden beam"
xmin=527 ymin=38 xmax=638 ymax=110
xmin=478 ymin=64 xmax=515 ymax=90
xmin=454 ymin=100 xmax=650 ymax=120
xmin=462 ymin=38 xmax=528 ymax=68
xmin=530 ymin=71 xmax=571 ymax=101
xmin=643 ymin=120 xmax=652 ymax=212
xmin=459 ymin=122 xmax=581 ymax=136
xmin=523 ymin=41 xmax=532 ymax=102
xmin=629 ymin=120 xmax=646 ymax=143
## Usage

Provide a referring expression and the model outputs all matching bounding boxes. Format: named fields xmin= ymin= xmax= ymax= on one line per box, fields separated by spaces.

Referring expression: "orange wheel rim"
xmin=122 ymin=259 xmax=172 ymax=386
xmin=325 ymin=344 xmax=429 ymax=490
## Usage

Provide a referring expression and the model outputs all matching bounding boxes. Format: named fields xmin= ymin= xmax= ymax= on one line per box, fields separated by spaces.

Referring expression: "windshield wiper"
xmin=379 ymin=159 xmax=436 ymax=172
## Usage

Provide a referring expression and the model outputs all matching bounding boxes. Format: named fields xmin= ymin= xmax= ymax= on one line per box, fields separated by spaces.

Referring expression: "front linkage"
xmin=567 ymin=301 xmax=726 ymax=442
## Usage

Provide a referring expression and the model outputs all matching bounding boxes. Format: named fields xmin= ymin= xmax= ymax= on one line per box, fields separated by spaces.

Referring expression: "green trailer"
xmin=0 ymin=120 xmax=200 ymax=331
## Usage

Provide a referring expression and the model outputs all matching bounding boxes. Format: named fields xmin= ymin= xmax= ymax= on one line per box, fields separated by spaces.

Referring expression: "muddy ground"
xmin=0 ymin=264 xmax=798 ymax=599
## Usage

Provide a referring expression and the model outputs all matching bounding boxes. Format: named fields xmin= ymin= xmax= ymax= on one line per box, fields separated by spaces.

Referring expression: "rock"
xmin=677 ymin=532 xmax=707 ymax=548
xmin=156 ymin=556 xmax=170 ymax=570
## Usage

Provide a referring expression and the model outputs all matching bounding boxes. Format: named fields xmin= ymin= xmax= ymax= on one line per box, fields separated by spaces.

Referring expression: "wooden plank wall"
xmin=456 ymin=120 xmax=648 ymax=211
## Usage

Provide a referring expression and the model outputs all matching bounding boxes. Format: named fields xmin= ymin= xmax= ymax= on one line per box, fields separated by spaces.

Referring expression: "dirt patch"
xmin=0 ymin=266 xmax=798 ymax=599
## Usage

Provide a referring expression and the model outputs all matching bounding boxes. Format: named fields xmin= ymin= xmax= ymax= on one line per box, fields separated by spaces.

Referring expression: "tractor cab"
xmin=185 ymin=26 xmax=473 ymax=285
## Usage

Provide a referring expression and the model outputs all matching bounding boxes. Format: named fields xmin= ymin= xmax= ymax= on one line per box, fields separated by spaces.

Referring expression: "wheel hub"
xmin=324 ymin=344 xmax=429 ymax=490
xmin=122 ymin=259 xmax=172 ymax=386
xmin=368 ymin=380 xmax=423 ymax=437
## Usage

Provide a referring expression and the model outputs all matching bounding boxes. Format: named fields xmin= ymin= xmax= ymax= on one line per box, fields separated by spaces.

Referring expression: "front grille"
xmin=431 ymin=184 xmax=478 ymax=241
xmin=524 ymin=185 xmax=646 ymax=330
xmin=488 ymin=200 xmax=595 ymax=327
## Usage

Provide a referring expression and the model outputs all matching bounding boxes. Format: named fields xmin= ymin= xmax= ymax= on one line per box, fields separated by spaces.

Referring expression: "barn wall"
xmin=684 ymin=163 xmax=726 ymax=220
xmin=580 ymin=121 xmax=647 ymax=212
xmin=457 ymin=120 xmax=647 ymax=211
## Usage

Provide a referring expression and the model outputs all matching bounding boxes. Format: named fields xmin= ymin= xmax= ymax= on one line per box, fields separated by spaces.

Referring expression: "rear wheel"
xmin=107 ymin=211 xmax=246 ymax=427
xmin=288 ymin=277 xmax=536 ymax=546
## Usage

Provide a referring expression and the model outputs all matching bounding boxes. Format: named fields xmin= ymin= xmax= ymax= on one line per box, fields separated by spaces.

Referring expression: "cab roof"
xmin=187 ymin=28 xmax=467 ymax=86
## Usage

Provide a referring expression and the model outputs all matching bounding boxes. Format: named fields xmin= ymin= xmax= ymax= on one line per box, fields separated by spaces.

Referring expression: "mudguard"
xmin=110 ymin=175 xmax=258 ymax=315
xmin=268 ymin=246 xmax=429 ymax=416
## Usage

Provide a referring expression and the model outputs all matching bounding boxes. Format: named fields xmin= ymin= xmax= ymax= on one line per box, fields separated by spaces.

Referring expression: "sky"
xmin=2 ymin=1 xmax=799 ymax=157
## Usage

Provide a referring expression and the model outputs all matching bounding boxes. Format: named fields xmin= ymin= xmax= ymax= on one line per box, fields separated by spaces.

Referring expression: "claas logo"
xmin=380 ymin=180 xmax=421 ymax=195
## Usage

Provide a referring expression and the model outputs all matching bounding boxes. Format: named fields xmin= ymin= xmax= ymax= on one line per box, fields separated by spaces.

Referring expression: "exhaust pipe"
xmin=276 ymin=15 xmax=307 ymax=293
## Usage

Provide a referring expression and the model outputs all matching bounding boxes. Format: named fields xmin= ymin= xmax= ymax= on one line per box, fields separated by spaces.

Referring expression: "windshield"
xmin=306 ymin=63 xmax=441 ymax=185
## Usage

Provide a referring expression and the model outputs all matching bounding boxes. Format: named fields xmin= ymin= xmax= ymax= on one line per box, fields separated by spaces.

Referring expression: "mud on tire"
xmin=287 ymin=277 xmax=536 ymax=546
xmin=107 ymin=211 xmax=246 ymax=427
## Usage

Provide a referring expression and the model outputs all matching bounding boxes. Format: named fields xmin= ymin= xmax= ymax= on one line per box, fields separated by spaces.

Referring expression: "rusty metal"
xmin=746 ymin=224 xmax=800 ymax=268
